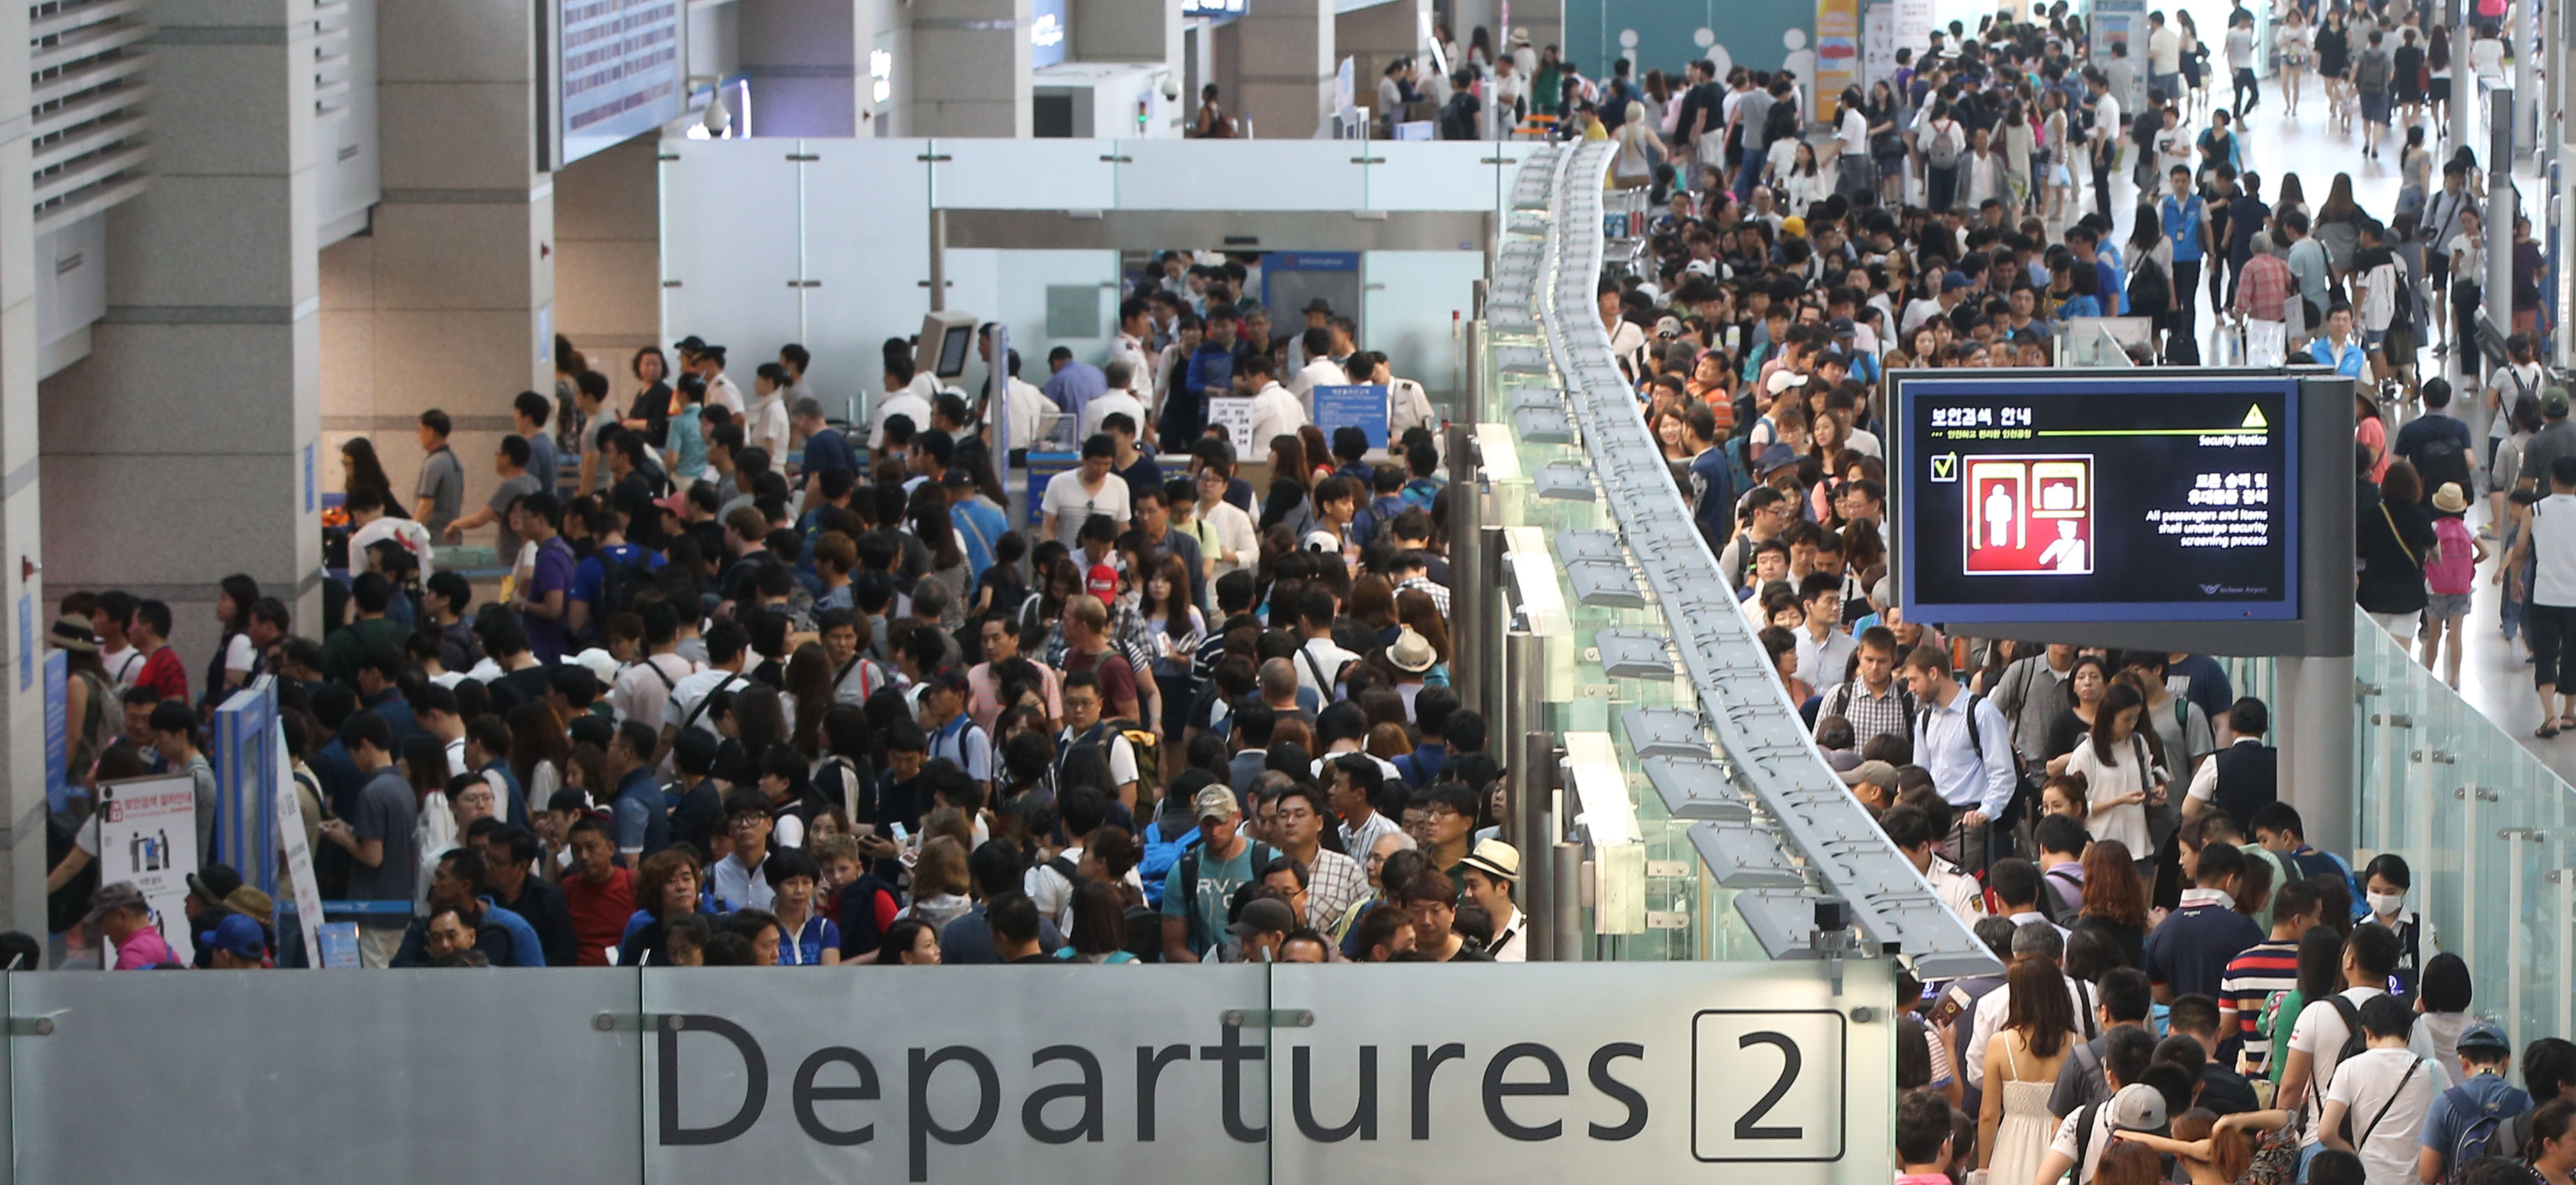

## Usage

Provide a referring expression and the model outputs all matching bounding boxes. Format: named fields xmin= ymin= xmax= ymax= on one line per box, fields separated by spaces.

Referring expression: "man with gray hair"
xmin=2231 ymin=228 xmax=2297 ymax=357
xmin=1081 ymin=359 xmax=1149 ymax=443
xmin=1964 ymin=914 xmax=2105 ymax=1089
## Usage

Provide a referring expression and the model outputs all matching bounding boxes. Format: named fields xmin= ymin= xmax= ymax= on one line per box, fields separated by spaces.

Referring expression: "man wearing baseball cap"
xmin=198 ymin=912 xmax=269 ymax=970
xmin=88 ymin=881 xmax=175 ymax=970
xmin=1229 ymin=896 xmax=1298 ymax=963
xmin=1159 ymin=783 xmax=1278 ymax=964
xmin=2417 ymin=1021 xmax=2529 ymax=1182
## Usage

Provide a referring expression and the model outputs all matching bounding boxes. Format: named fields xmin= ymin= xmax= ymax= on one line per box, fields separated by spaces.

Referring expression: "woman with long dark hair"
xmin=909 ymin=484 xmax=969 ymax=631
xmin=204 ymin=573 xmax=262 ymax=710
xmin=2051 ymin=680 xmax=2159 ymax=866
xmin=2041 ymin=653 xmax=2113 ymax=763
xmin=339 ymin=439 xmax=401 ymax=515
xmin=1138 ymin=552 xmax=1202 ymax=743
xmin=2071 ymin=839 xmax=2150 ymax=967
xmin=1055 ymin=880 xmax=1140 ymax=963
xmin=871 ymin=917 xmax=942 ymax=964
xmin=1979 ymin=955 xmax=2079 ymax=1184
xmin=507 ymin=701 xmax=570 ymax=810
xmin=780 ymin=642 xmax=832 ymax=761
xmin=2360 ymin=459 xmax=2437 ymax=650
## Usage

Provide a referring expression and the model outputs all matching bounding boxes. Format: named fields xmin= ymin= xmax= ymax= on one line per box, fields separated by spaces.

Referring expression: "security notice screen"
xmin=1897 ymin=374 xmax=2302 ymax=624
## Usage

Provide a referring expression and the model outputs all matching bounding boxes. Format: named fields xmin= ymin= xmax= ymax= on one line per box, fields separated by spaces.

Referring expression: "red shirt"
xmin=133 ymin=646 xmax=188 ymax=706
xmin=1062 ymin=648 xmax=1140 ymax=717
xmin=563 ymin=866 xmax=637 ymax=967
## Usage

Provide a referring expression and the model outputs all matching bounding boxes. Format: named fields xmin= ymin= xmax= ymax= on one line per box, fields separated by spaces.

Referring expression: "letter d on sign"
xmin=658 ymin=1015 xmax=769 ymax=1145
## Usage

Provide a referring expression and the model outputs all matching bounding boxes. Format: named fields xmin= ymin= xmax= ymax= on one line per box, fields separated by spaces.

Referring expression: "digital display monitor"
xmin=1897 ymin=374 xmax=2303 ymax=625
xmin=936 ymin=325 xmax=973 ymax=378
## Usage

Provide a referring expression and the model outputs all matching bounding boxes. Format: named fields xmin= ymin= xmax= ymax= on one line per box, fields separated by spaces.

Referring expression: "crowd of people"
xmin=38 ymin=256 xmax=1526 ymax=971
xmin=23 ymin=6 xmax=2565 ymax=1183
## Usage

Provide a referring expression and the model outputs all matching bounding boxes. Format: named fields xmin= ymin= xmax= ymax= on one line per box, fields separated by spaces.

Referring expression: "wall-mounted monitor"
xmin=546 ymin=0 xmax=690 ymax=168
xmin=1891 ymin=370 xmax=2356 ymax=656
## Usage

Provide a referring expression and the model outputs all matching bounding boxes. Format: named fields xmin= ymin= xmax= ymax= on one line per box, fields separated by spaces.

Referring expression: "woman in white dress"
xmin=2277 ymin=6 xmax=2315 ymax=117
xmin=1980 ymin=956 xmax=2079 ymax=1185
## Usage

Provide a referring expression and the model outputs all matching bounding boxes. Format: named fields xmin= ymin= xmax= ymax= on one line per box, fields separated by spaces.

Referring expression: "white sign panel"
xmin=275 ymin=731 xmax=325 ymax=964
xmin=94 ymin=773 xmax=200 ymax=966
xmin=642 ymin=961 xmax=1891 ymax=1184
xmin=1206 ymin=396 xmax=1258 ymax=453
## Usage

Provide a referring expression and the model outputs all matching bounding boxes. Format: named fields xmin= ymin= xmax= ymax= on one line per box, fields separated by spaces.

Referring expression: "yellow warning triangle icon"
xmin=2242 ymin=405 xmax=2269 ymax=428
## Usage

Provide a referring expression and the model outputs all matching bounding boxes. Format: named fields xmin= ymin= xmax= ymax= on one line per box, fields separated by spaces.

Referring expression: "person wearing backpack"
xmin=2278 ymin=925 xmax=2408 ymax=1163
xmin=2397 ymin=381 xmax=2477 ymax=509
xmin=2495 ymin=1039 xmax=2576 ymax=1163
xmin=2318 ymin=994 xmax=2441 ymax=1185
xmin=2417 ymin=1023 xmax=2529 ymax=1185
xmin=1904 ymin=645 xmax=2020 ymax=871
xmin=2420 ymin=482 xmax=2486 ymax=688
xmin=1158 ymin=783 xmax=1275 ymax=962
xmin=1920 ymin=100 xmax=1967 ymax=214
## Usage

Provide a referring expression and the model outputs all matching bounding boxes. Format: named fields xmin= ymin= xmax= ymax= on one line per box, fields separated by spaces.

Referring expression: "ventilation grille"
xmin=29 ymin=0 xmax=151 ymax=230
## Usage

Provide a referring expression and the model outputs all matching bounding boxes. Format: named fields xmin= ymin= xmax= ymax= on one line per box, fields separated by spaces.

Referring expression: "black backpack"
xmin=2127 ymin=255 xmax=2172 ymax=316
xmin=2414 ymin=429 xmax=2474 ymax=496
xmin=1176 ymin=840 xmax=1279 ymax=953
xmin=1056 ymin=722 xmax=1116 ymax=796
xmin=592 ymin=547 xmax=659 ymax=632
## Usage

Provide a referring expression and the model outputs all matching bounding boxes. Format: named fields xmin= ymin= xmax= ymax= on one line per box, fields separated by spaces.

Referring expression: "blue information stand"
xmin=1312 ymin=384 xmax=1392 ymax=451
xmin=213 ymin=678 xmax=279 ymax=897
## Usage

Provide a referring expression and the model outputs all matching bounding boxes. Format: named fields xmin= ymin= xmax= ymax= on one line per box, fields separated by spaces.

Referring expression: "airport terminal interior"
xmin=0 ymin=0 xmax=2570 ymax=1177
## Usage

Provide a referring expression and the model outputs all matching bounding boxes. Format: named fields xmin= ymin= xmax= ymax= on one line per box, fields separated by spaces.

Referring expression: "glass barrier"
xmin=2221 ymin=620 xmax=2576 ymax=1050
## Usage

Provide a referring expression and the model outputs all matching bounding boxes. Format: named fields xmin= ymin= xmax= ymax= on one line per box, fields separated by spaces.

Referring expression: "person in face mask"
xmin=2360 ymin=852 xmax=2432 ymax=992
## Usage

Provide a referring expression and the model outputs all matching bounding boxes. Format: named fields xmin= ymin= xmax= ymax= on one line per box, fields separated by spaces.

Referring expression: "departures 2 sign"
xmin=1898 ymin=374 xmax=2302 ymax=623
xmin=644 ymin=962 xmax=1892 ymax=1184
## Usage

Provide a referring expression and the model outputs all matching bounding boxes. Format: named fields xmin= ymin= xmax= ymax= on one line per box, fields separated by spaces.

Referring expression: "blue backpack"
xmin=1137 ymin=821 xmax=1201 ymax=909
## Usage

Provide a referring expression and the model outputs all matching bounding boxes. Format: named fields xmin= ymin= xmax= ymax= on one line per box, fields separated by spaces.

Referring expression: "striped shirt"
xmin=2219 ymin=938 xmax=2302 ymax=1068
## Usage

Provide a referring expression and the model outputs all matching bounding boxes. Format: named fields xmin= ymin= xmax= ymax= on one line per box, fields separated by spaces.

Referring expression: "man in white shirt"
xmin=1286 ymin=327 xmax=1349 ymax=414
xmin=612 ymin=604 xmax=703 ymax=726
xmin=1291 ymin=590 xmax=1359 ymax=699
xmin=694 ymin=345 xmax=746 ymax=417
xmin=2318 ymin=995 xmax=2441 ymax=1185
xmin=1240 ymin=354 xmax=1308 ymax=454
xmin=1079 ymin=361 xmax=1150 ymax=444
xmin=989 ymin=348 xmax=1053 ymax=458
xmin=1039 ymin=435 xmax=1134 ymax=550
xmin=2034 ymin=1080 xmax=2167 ymax=1185
xmin=2277 ymin=925 xmax=2406 ymax=1147
xmin=2503 ymin=455 xmax=2576 ymax=736
xmin=2145 ymin=12 xmax=2183 ymax=105
xmin=1791 ymin=574 xmax=1856 ymax=689
xmin=871 ymin=357 xmax=934 ymax=453
xmin=660 ymin=620 xmax=750 ymax=756
xmin=1108 ymin=298 xmax=1154 ymax=387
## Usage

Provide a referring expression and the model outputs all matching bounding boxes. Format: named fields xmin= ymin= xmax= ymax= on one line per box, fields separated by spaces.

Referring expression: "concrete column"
xmin=554 ymin=138 xmax=662 ymax=377
xmin=740 ymin=0 xmax=862 ymax=136
xmin=0 ymin=0 xmax=43 ymax=936
xmin=910 ymin=0 xmax=1034 ymax=136
xmin=1230 ymin=0 xmax=1334 ymax=137
xmin=1075 ymin=0 xmax=1183 ymax=66
xmin=39 ymin=0 xmax=325 ymax=692
xmin=360 ymin=0 xmax=554 ymax=522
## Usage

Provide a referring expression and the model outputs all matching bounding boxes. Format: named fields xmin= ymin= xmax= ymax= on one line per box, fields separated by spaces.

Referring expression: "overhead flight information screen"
xmin=1896 ymin=374 xmax=2303 ymax=624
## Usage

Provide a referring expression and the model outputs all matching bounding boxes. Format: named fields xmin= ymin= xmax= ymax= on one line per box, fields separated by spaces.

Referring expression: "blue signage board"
xmin=1312 ymin=384 xmax=1391 ymax=451
xmin=214 ymin=680 xmax=280 ymax=897
xmin=43 ymin=650 xmax=66 ymax=812
xmin=1030 ymin=0 xmax=1067 ymax=67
